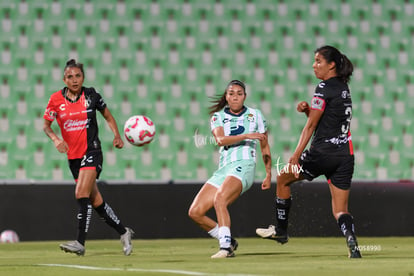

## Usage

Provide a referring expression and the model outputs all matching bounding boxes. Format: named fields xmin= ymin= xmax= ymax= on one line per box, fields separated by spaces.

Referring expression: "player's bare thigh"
xmin=189 ymin=183 xmax=217 ymax=217
xmin=75 ymin=169 xmax=98 ymax=199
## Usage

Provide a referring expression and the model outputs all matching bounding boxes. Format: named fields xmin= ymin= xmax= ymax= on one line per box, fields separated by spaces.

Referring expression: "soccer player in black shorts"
xmin=43 ymin=59 xmax=134 ymax=256
xmin=256 ymin=45 xmax=362 ymax=258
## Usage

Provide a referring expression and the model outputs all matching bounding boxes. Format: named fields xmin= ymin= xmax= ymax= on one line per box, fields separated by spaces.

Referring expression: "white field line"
xmin=38 ymin=264 xmax=264 ymax=276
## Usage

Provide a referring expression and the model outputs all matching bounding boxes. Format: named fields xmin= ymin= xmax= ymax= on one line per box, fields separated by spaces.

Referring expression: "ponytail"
xmin=208 ymin=93 xmax=227 ymax=116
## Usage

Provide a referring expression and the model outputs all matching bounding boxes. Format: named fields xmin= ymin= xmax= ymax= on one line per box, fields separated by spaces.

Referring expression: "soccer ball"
xmin=124 ymin=115 xmax=156 ymax=146
xmin=0 ymin=230 xmax=19 ymax=243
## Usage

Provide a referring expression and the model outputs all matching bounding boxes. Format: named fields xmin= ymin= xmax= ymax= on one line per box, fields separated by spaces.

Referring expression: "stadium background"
xmin=0 ymin=0 xmax=414 ymax=240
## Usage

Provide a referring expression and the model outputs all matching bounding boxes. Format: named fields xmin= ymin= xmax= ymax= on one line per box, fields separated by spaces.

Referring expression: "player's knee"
xmin=213 ymin=192 xmax=228 ymax=210
xmin=188 ymin=205 xmax=201 ymax=221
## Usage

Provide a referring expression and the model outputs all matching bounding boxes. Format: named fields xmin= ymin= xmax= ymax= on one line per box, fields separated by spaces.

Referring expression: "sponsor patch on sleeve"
xmin=311 ymin=97 xmax=326 ymax=111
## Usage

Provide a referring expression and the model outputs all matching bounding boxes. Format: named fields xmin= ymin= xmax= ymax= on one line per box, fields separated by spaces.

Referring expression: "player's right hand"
xmin=55 ymin=139 xmax=69 ymax=153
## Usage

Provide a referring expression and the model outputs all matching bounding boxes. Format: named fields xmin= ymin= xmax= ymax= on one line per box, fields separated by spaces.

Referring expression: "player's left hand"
xmin=261 ymin=174 xmax=271 ymax=190
xmin=113 ymin=136 xmax=124 ymax=149
xmin=297 ymin=101 xmax=310 ymax=113
xmin=288 ymin=155 xmax=302 ymax=178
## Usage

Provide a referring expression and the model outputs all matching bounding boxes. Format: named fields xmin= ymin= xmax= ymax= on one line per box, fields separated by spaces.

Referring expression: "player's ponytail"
xmin=63 ymin=59 xmax=85 ymax=78
xmin=208 ymin=93 xmax=227 ymax=116
xmin=208 ymin=80 xmax=246 ymax=116
xmin=315 ymin=45 xmax=353 ymax=84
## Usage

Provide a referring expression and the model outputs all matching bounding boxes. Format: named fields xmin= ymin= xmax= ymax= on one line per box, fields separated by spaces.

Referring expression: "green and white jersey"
xmin=210 ymin=106 xmax=267 ymax=168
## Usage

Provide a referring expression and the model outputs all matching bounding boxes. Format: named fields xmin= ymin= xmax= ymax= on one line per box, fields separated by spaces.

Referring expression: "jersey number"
xmin=341 ymin=107 xmax=352 ymax=136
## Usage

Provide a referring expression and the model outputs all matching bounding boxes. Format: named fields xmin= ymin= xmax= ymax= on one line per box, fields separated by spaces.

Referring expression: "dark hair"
xmin=315 ymin=45 xmax=353 ymax=84
xmin=63 ymin=59 xmax=85 ymax=77
xmin=208 ymin=80 xmax=246 ymax=115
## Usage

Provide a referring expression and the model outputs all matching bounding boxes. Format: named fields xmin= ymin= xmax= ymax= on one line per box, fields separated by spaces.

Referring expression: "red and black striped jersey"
xmin=310 ymin=77 xmax=353 ymax=155
xmin=44 ymin=87 xmax=106 ymax=159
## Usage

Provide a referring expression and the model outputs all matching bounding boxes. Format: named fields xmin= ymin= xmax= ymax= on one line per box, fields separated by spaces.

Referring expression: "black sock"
xmin=77 ymin=198 xmax=92 ymax=246
xmin=337 ymin=213 xmax=356 ymax=238
xmin=275 ymin=197 xmax=291 ymax=233
xmin=95 ymin=202 xmax=126 ymax=235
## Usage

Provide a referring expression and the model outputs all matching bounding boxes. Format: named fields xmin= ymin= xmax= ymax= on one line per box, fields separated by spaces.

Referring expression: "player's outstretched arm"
xmin=100 ymin=107 xmax=124 ymax=149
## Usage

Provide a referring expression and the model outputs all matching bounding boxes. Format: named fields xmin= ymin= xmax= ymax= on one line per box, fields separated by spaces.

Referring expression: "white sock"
xmin=218 ymin=226 xmax=231 ymax=249
xmin=208 ymin=224 xmax=219 ymax=239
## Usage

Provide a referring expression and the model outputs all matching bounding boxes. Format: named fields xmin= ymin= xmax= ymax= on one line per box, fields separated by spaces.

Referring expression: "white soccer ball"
xmin=0 ymin=230 xmax=19 ymax=243
xmin=124 ymin=115 xmax=156 ymax=146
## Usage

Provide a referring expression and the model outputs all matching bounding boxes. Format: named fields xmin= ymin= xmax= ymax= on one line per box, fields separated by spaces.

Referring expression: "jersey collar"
xmin=62 ymin=87 xmax=83 ymax=103
xmin=224 ymin=106 xmax=247 ymax=117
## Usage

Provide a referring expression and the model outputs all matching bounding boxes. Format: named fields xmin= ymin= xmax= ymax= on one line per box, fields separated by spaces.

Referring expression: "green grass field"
xmin=0 ymin=237 xmax=413 ymax=276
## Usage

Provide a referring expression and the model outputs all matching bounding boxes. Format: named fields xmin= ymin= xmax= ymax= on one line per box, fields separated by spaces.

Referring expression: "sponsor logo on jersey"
xmin=325 ymin=136 xmax=349 ymax=145
xmin=63 ymin=119 xmax=89 ymax=132
xmin=230 ymin=125 xmax=245 ymax=135
xmin=223 ymin=117 xmax=241 ymax=124
xmin=311 ymin=97 xmax=325 ymax=110
xmin=318 ymin=82 xmax=326 ymax=88
xmin=59 ymin=104 xmax=65 ymax=111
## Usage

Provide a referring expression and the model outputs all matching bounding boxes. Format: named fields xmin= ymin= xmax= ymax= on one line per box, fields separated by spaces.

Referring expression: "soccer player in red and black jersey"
xmin=256 ymin=45 xmax=362 ymax=258
xmin=43 ymin=59 xmax=134 ymax=256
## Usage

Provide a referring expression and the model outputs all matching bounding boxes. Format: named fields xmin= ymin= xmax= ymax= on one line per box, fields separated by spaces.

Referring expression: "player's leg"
xmin=90 ymin=182 xmax=126 ymax=234
xmin=60 ymin=168 xmax=96 ymax=255
xmin=211 ymin=175 xmax=242 ymax=258
xmin=188 ymin=183 xmax=217 ymax=231
xmin=74 ymin=168 xmax=96 ymax=244
xmin=256 ymin=170 xmax=302 ymax=244
xmin=329 ymin=182 xmax=361 ymax=258
xmin=188 ymin=183 xmax=238 ymax=254
xmin=89 ymin=181 xmax=134 ymax=255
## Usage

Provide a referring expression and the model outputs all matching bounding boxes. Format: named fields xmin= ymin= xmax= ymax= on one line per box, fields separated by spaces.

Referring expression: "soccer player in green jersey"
xmin=188 ymin=80 xmax=272 ymax=258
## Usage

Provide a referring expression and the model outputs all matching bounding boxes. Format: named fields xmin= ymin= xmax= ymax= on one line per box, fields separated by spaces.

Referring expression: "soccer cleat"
xmin=211 ymin=248 xmax=235 ymax=259
xmin=120 ymin=227 xmax=135 ymax=256
xmin=230 ymin=238 xmax=238 ymax=251
xmin=256 ymin=225 xmax=289 ymax=244
xmin=346 ymin=235 xmax=362 ymax=258
xmin=59 ymin=240 xmax=85 ymax=256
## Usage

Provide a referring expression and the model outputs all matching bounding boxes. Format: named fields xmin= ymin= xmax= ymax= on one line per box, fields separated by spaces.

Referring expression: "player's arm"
xmin=289 ymin=108 xmax=323 ymax=169
xmin=100 ymin=107 xmax=124 ymax=149
xmin=259 ymin=131 xmax=272 ymax=190
xmin=43 ymin=119 xmax=69 ymax=153
xmin=212 ymin=126 xmax=266 ymax=147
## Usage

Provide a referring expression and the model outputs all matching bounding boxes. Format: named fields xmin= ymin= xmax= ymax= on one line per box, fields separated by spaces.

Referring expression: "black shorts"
xmin=69 ymin=150 xmax=103 ymax=180
xmin=298 ymin=149 xmax=354 ymax=190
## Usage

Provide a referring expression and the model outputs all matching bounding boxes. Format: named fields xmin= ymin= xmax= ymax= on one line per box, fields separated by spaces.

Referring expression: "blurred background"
xmin=1 ymin=0 xmax=413 ymax=183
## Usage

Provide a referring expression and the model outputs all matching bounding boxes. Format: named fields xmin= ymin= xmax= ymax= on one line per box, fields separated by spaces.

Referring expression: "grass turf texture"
xmin=0 ymin=237 xmax=413 ymax=276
